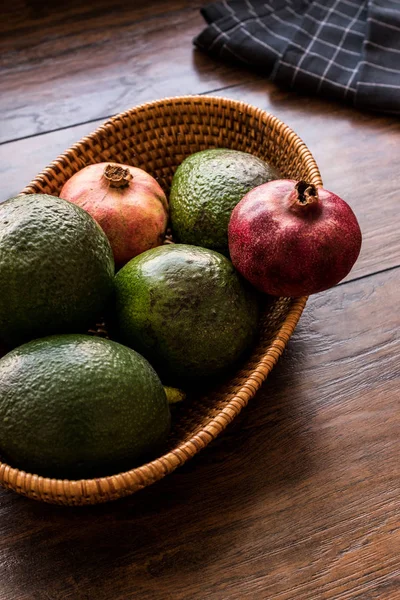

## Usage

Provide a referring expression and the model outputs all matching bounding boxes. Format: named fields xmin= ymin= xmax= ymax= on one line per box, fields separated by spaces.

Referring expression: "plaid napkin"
xmin=194 ymin=0 xmax=400 ymax=115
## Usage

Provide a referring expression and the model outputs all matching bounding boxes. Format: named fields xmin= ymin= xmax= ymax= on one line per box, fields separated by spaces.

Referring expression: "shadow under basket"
xmin=0 ymin=95 xmax=322 ymax=505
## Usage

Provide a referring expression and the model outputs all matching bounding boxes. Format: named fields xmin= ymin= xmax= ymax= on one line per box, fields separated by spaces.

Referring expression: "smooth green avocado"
xmin=0 ymin=194 xmax=115 ymax=347
xmin=169 ymin=148 xmax=280 ymax=254
xmin=0 ymin=335 xmax=170 ymax=478
xmin=112 ymin=244 xmax=260 ymax=383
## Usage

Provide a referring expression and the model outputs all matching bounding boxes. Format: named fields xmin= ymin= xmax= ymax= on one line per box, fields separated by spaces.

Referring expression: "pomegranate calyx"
xmin=103 ymin=164 xmax=133 ymax=188
xmin=295 ymin=181 xmax=319 ymax=206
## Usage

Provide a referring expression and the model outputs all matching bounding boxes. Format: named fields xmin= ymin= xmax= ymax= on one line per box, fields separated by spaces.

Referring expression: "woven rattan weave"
xmin=0 ymin=96 xmax=322 ymax=504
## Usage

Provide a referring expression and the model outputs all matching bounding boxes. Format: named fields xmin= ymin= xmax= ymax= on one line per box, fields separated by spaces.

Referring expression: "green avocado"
xmin=112 ymin=244 xmax=260 ymax=383
xmin=0 ymin=335 xmax=170 ymax=478
xmin=169 ymin=148 xmax=280 ymax=254
xmin=0 ymin=194 xmax=115 ymax=347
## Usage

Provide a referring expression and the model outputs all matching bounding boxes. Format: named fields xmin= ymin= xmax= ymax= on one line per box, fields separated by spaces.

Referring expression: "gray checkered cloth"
xmin=194 ymin=0 xmax=400 ymax=114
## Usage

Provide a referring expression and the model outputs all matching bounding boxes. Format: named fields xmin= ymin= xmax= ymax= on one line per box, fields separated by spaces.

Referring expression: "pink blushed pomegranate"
xmin=60 ymin=162 xmax=168 ymax=268
xmin=228 ymin=180 xmax=362 ymax=297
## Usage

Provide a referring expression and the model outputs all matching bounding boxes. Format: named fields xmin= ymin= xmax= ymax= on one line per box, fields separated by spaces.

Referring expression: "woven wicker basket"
xmin=0 ymin=96 xmax=322 ymax=505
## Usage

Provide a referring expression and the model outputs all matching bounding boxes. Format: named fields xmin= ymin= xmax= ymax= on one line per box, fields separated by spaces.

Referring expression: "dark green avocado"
xmin=0 ymin=335 xmax=170 ymax=478
xmin=169 ymin=148 xmax=280 ymax=255
xmin=0 ymin=194 xmax=115 ymax=347
xmin=112 ymin=244 xmax=260 ymax=383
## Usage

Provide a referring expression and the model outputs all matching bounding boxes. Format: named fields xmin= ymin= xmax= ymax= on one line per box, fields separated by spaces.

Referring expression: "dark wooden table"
xmin=1 ymin=2 xmax=399 ymax=599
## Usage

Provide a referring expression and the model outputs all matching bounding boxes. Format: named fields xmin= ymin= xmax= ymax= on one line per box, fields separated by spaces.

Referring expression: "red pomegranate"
xmin=228 ymin=180 xmax=362 ymax=297
xmin=60 ymin=162 xmax=168 ymax=268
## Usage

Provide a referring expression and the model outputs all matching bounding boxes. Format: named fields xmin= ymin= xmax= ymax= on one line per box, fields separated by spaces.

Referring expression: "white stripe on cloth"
xmin=358 ymin=81 xmax=400 ymax=88
xmin=313 ymin=1 xmax=365 ymax=23
xmin=317 ymin=2 xmax=365 ymax=93
xmin=194 ymin=0 xmax=400 ymax=113
xmin=209 ymin=19 xmax=280 ymax=59
xmin=270 ymin=11 xmax=359 ymax=56
xmin=367 ymin=41 xmax=400 ymax=54
xmin=360 ymin=61 xmax=400 ymax=74
xmin=338 ymin=0 xmax=363 ymax=8
xmin=219 ymin=1 xmax=282 ymax=57
xmin=369 ymin=17 xmax=400 ymax=33
xmin=279 ymin=60 xmax=358 ymax=92
xmin=240 ymin=0 xmax=356 ymax=70
xmin=209 ymin=22 xmax=254 ymax=63
xmin=285 ymin=5 xmax=365 ymax=38
xmin=344 ymin=55 xmax=362 ymax=99
xmin=290 ymin=0 xmax=344 ymax=87
xmin=264 ymin=3 xmax=360 ymax=56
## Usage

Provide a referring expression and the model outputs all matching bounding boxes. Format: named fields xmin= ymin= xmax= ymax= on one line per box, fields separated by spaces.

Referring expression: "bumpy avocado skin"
xmin=113 ymin=244 xmax=260 ymax=383
xmin=0 ymin=335 xmax=170 ymax=478
xmin=170 ymin=148 xmax=280 ymax=255
xmin=0 ymin=194 xmax=115 ymax=347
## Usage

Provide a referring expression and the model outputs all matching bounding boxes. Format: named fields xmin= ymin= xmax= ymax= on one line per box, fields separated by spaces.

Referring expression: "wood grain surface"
xmin=0 ymin=0 xmax=244 ymax=142
xmin=0 ymin=1 xmax=399 ymax=599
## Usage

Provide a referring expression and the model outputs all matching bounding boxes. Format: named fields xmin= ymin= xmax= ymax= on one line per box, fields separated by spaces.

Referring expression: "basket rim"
xmin=21 ymin=94 xmax=323 ymax=195
xmin=2 ymin=95 xmax=320 ymax=504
